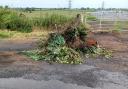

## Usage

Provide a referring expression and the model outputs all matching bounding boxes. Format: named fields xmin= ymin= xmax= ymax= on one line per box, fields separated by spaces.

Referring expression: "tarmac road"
xmin=0 ymin=60 xmax=127 ymax=89
xmin=0 ymin=37 xmax=127 ymax=89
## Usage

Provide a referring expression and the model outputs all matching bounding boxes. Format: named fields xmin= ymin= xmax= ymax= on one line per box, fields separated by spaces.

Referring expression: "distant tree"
xmin=0 ymin=6 xmax=3 ymax=8
xmin=5 ymin=5 xmax=9 ymax=9
xmin=31 ymin=7 xmax=35 ymax=11
xmin=81 ymin=7 xmax=85 ymax=10
xmin=24 ymin=7 xmax=35 ymax=13
xmin=86 ymin=7 xmax=90 ymax=10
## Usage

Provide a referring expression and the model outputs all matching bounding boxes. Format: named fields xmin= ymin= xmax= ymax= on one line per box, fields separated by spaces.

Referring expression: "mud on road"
xmin=0 ymin=32 xmax=128 ymax=89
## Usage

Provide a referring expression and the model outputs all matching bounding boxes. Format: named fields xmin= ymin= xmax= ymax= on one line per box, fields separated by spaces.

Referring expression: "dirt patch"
xmin=0 ymin=38 xmax=38 ymax=51
xmin=94 ymin=33 xmax=128 ymax=52
xmin=0 ymin=51 xmax=41 ymax=78
xmin=86 ymin=32 xmax=128 ymax=72
xmin=0 ymin=52 xmax=31 ymax=66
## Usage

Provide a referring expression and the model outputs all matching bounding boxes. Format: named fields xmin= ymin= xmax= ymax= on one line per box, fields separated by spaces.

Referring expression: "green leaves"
xmin=84 ymin=46 xmax=112 ymax=59
xmin=22 ymin=50 xmax=42 ymax=61
xmin=45 ymin=34 xmax=82 ymax=64
xmin=0 ymin=8 xmax=32 ymax=32
xmin=23 ymin=46 xmax=82 ymax=64
xmin=48 ymin=34 xmax=65 ymax=47
xmin=23 ymin=34 xmax=82 ymax=64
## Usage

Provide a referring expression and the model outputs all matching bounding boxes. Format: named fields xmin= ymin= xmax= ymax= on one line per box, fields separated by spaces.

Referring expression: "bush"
xmin=0 ymin=9 xmax=32 ymax=32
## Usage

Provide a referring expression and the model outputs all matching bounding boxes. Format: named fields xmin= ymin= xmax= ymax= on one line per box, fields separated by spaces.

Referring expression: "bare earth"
xmin=0 ymin=32 xmax=128 ymax=89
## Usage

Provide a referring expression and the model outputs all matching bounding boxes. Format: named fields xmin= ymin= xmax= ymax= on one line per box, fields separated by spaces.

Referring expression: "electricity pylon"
xmin=68 ymin=0 xmax=72 ymax=9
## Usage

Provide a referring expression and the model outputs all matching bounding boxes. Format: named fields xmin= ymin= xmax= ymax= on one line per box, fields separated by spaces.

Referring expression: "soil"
xmin=0 ymin=32 xmax=128 ymax=89
xmin=86 ymin=32 xmax=128 ymax=73
xmin=0 ymin=38 xmax=38 ymax=51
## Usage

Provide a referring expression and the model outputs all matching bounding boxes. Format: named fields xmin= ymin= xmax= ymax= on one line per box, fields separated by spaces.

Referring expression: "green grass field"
xmin=22 ymin=9 xmax=86 ymax=18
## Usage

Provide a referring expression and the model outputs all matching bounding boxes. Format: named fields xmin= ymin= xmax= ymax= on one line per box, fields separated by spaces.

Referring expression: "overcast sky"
xmin=0 ymin=0 xmax=128 ymax=8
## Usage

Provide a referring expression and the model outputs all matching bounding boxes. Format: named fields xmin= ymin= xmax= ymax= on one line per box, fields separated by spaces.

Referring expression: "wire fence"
xmin=84 ymin=11 xmax=128 ymax=32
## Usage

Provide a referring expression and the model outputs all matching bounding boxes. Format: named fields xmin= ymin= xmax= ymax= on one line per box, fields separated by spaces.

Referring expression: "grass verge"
xmin=0 ymin=30 xmax=51 ymax=39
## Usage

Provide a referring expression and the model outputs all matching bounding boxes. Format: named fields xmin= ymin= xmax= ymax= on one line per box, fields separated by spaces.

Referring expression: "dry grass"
xmin=23 ymin=10 xmax=86 ymax=18
xmin=0 ymin=29 xmax=52 ymax=39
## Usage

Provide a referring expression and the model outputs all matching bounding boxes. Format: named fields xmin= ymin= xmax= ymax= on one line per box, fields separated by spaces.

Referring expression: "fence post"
xmin=99 ymin=12 xmax=102 ymax=30
xmin=81 ymin=14 xmax=84 ymax=24
xmin=99 ymin=11 xmax=103 ymax=31
xmin=85 ymin=12 xmax=87 ymax=25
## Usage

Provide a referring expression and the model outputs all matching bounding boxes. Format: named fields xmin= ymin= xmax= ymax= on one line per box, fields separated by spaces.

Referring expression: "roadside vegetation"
xmin=112 ymin=21 xmax=128 ymax=33
xmin=0 ymin=8 xmax=32 ymax=32
xmin=86 ymin=13 xmax=97 ymax=21
xmin=32 ymin=14 xmax=73 ymax=28
xmin=0 ymin=7 xmax=112 ymax=64
xmin=0 ymin=8 xmax=75 ymax=38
